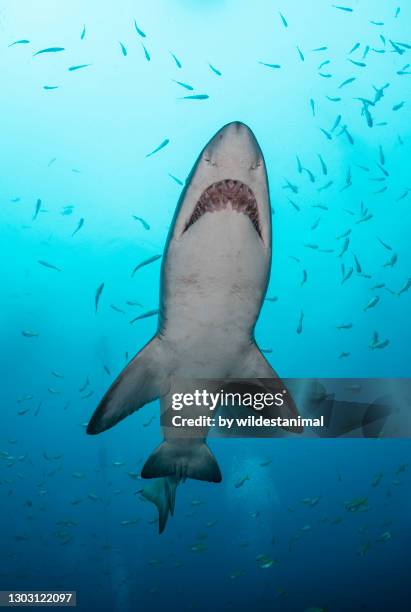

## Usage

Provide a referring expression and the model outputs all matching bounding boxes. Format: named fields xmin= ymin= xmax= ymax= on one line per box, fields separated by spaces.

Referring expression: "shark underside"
xmin=87 ymin=122 xmax=302 ymax=532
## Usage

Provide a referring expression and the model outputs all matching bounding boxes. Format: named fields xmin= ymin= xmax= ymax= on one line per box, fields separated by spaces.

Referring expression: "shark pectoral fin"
xmin=242 ymin=343 xmax=303 ymax=433
xmin=141 ymin=477 xmax=179 ymax=534
xmin=141 ymin=441 xmax=222 ymax=483
xmin=87 ymin=337 xmax=168 ymax=435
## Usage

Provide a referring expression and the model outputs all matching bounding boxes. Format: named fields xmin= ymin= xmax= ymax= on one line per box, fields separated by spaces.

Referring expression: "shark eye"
xmin=250 ymin=160 xmax=262 ymax=171
xmin=203 ymin=155 xmax=217 ymax=167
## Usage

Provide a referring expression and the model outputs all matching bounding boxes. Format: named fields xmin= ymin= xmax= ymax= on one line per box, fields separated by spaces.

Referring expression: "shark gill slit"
xmin=183 ymin=179 xmax=262 ymax=238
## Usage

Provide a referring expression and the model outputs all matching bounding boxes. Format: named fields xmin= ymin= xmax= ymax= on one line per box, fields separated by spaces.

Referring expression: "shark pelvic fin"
xmin=141 ymin=441 xmax=222 ymax=483
xmin=140 ymin=476 xmax=180 ymax=534
xmin=240 ymin=343 xmax=303 ymax=433
xmin=87 ymin=337 xmax=168 ymax=435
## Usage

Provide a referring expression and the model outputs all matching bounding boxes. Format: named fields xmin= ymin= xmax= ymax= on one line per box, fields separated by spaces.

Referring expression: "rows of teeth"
xmin=184 ymin=180 xmax=261 ymax=237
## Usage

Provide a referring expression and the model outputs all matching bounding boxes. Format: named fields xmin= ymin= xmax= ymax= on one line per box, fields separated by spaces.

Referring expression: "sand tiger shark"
xmin=87 ymin=121 xmax=301 ymax=531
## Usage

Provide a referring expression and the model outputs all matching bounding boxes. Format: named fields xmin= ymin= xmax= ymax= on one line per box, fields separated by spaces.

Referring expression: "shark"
xmin=87 ymin=121 xmax=301 ymax=531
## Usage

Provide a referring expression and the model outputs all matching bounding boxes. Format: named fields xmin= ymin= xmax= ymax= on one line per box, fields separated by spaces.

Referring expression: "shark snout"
xmin=203 ymin=121 xmax=264 ymax=170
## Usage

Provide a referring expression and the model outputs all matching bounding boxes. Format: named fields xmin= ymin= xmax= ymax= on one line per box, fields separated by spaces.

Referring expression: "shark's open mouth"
xmin=183 ymin=180 xmax=262 ymax=238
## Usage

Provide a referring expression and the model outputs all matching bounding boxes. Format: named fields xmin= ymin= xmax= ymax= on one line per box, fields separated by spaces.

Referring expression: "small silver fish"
xmin=130 ymin=309 xmax=159 ymax=324
xmin=95 ymin=282 xmax=104 ymax=313
xmin=132 ymin=215 xmax=150 ymax=230
xmin=72 ymin=218 xmax=84 ymax=236
xmin=132 ymin=254 xmax=161 ymax=276
xmin=296 ymin=311 xmax=304 ymax=335
xmin=146 ymin=139 xmax=169 ymax=158
xmin=364 ymin=296 xmax=380 ymax=311
xmin=38 ymin=260 xmax=61 ymax=272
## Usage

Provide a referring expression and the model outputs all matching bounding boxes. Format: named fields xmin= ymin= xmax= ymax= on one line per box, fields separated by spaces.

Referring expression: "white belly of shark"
xmin=87 ymin=121 xmax=302 ymax=533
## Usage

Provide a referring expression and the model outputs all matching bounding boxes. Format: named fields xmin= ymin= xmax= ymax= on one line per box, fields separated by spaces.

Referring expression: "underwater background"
xmin=1 ymin=1 xmax=410 ymax=610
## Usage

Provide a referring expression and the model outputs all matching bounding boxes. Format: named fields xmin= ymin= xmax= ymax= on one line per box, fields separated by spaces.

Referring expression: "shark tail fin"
xmin=141 ymin=441 xmax=222 ymax=483
xmin=140 ymin=477 xmax=180 ymax=534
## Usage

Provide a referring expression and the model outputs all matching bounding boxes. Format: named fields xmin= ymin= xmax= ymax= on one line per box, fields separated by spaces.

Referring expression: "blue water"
xmin=1 ymin=1 xmax=410 ymax=611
